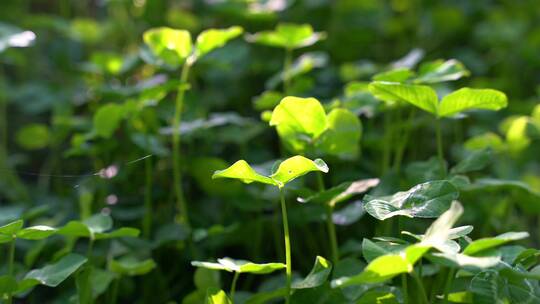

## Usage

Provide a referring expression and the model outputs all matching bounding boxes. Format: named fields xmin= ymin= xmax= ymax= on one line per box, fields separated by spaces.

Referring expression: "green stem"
xmin=7 ymin=240 xmax=15 ymax=276
xmin=143 ymin=154 xmax=152 ymax=238
xmin=86 ymin=239 xmax=94 ymax=259
xmin=110 ymin=277 xmax=120 ymax=304
xmin=443 ymin=268 xmax=456 ymax=303
xmin=435 ymin=118 xmax=445 ymax=173
xmin=393 ymin=109 xmax=416 ymax=173
xmin=6 ymin=240 xmax=15 ymax=304
xmin=172 ymin=61 xmax=192 ymax=226
xmin=283 ymin=48 xmax=293 ymax=94
xmin=411 ymin=272 xmax=429 ymax=304
xmin=279 ymin=189 xmax=292 ymax=304
xmin=230 ymin=272 xmax=240 ymax=303
xmin=382 ymin=110 xmax=392 ymax=174
xmin=402 ymin=274 xmax=408 ymax=304
xmin=317 ymin=172 xmax=339 ymax=264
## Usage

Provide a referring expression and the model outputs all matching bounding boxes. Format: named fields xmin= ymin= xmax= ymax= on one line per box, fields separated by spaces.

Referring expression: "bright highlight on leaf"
xmin=191 ymin=258 xmax=285 ymax=274
xmin=369 ymin=82 xmax=508 ymax=118
xmin=195 ymin=26 xmax=243 ymax=58
xmin=212 ymin=155 xmax=328 ymax=188
xmin=247 ymin=23 xmax=325 ymax=50
xmin=143 ymin=27 xmax=192 ymax=67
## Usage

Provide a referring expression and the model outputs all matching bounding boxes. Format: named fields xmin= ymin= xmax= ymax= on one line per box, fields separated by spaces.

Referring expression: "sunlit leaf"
xmin=205 ymin=288 xmax=232 ymax=304
xmin=368 ymin=81 xmax=438 ymax=113
xmin=195 ymin=26 xmax=243 ymax=58
xmin=269 ymin=96 xmax=328 ymax=153
xmin=270 ymin=156 xmax=328 ymax=187
xmin=192 ymin=257 xmax=285 ymax=274
xmin=437 ymin=88 xmax=507 ymax=117
xmin=299 ymin=178 xmax=379 ymax=207
xmin=463 ymin=232 xmax=529 ymax=255
xmin=247 ymin=23 xmax=325 ymax=50
xmin=212 ymin=160 xmax=277 ymax=186
xmin=143 ymin=27 xmax=192 ymax=67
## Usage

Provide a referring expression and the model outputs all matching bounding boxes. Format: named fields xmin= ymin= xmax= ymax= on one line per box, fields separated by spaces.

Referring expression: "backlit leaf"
xmin=195 ymin=26 xmax=243 ymax=58
xmin=270 ymin=156 xmax=328 ymax=187
xmin=247 ymin=23 xmax=325 ymax=50
xmin=368 ymin=81 xmax=438 ymax=113
xmin=143 ymin=27 xmax=192 ymax=67
xmin=437 ymin=88 xmax=507 ymax=117
xmin=212 ymin=160 xmax=277 ymax=186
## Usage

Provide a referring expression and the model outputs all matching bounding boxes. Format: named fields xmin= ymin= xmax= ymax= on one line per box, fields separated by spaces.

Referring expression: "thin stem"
xmin=6 ymin=240 xmax=15 ymax=304
xmin=143 ymin=154 xmax=152 ymax=238
xmin=325 ymin=205 xmax=339 ymax=265
xmin=393 ymin=108 xmax=416 ymax=173
xmin=443 ymin=268 xmax=456 ymax=303
xmin=402 ymin=274 xmax=408 ymax=304
xmin=230 ymin=272 xmax=240 ymax=303
xmin=279 ymin=189 xmax=292 ymax=304
xmin=172 ymin=62 xmax=192 ymax=226
xmin=411 ymin=272 xmax=429 ymax=304
xmin=109 ymin=277 xmax=120 ymax=304
xmin=435 ymin=118 xmax=445 ymax=173
xmin=86 ymin=239 xmax=94 ymax=259
xmin=382 ymin=109 xmax=394 ymax=174
xmin=8 ymin=240 xmax=15 ymax=276
xmin=317 ymin=172 xmax=339 ymax=264
xmin=283 ymin=48 xmax=293 ymax=94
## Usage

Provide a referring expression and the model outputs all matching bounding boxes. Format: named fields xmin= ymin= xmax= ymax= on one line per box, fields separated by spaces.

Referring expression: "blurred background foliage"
xmin=1 ymin=0 xmax=540 ymax=303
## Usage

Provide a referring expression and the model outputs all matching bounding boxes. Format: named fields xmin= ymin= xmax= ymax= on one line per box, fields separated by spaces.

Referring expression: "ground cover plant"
xmin=1 ymin=1 xmax=540 ymax=303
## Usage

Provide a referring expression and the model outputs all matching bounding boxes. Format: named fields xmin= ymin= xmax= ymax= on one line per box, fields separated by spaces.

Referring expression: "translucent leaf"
xmin=428 ymin=252 xmax=501 ymax=269
xmin=332 ymin=244 xmax=428 ymax=287
xmin=195 ymin=26 xmax=243 ymax=58
xmin=269 ymin=96 xmax=328 ymax=153
xmin=364 ymin=180 xmax=459 ymax=220
xmin=270 ymin=156 xmax=328 ymax=187
xmin=247 ymin=23 xmax=325 ymax=50
xmin=437 ymin=88 xmax=507 ymax=117
xmin=463 ymin=232 xmax=529 ymax=255
xmin=413 ymin=59 xmax=470 ymax=84
xmin=292 ymin=256 xmax=332 ymax=289
xmin=368 ymin=81 xmax=438 ymax=113
xmin=143 ymin=27 xmax=192 ymax=67
xmin=205 ymin=288 xmax=232 ymax=304
xmin=212 ymin=160 xmax=277 ymax=186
